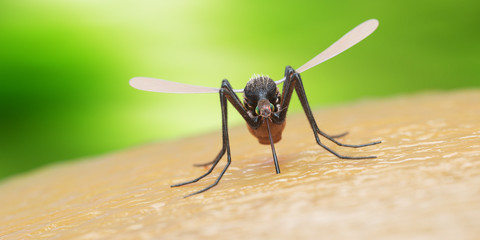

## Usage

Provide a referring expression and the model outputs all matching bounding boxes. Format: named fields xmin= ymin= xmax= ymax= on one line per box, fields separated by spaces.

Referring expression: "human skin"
xmin=0 ymin=89 xmax=479 ymax=239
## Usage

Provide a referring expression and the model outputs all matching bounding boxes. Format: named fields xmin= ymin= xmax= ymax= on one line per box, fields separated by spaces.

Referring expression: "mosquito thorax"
xmin=243 ymin=75 xmax=279 ymax=114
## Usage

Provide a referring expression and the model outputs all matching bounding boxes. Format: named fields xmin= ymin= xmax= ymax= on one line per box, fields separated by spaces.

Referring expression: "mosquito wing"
xmin=275 ymin=19 xmax=379 ymax=84
xmin=130 ymin=20 xmax=378 ymax=92
xmin=130 ymin=77 xmax=244 ymax=94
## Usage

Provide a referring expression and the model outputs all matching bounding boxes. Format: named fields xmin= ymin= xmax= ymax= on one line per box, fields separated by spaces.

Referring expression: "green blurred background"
xmin=1 ymin=0 xmax=478 ymax=181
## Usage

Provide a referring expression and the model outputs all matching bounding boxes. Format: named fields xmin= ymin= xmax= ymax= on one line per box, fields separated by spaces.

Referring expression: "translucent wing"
xmin=129 ymin=77 xmax=244 ymax=94
xmin=130 ymin=19 xmax=378 ymax=93
xmin=275 ymin=19 xmax=379 ymax=84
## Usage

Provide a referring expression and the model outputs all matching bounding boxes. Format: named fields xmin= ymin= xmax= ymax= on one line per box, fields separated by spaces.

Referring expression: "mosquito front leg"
xmin=170 ymin=88 xmax=230 ymax=195
xmin=193 ymin=80 xmax=261 ymax=167
xmin=283 ymin=66 xmax=380 ymax=159
xmin=172 ymin=79 xmax=259 ymax=197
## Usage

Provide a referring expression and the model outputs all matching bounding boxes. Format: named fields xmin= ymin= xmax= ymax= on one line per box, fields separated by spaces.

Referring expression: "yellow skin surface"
xmin=0 ymin=89 xmax=479 ymax=239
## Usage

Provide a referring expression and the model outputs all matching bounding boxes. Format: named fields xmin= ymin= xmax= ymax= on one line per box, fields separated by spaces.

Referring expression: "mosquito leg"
xmin=173 ymin=79 xmax=257 ymax=197
xmin=183 ymin=150 xmax=231 ymax=198
xmin=170 ymin=86 xmax=231 ymax=191
xmin=329 ymin=131 xmax=349 ymax=138
xmin=312 ymin=133 xmax=377 ymax=159
xmin=181 ymin=84 xmax=239 ymax=197
xmin=171 ymin=151 xmax=225 ymax=187
xmin=317 ymin=128 xmax=381 ymax=148
xmin=277 ymin=76 xmax=348 ymax=140
xmin=291 ymin=74 xmax=380 ymax=147
xmin=193 ymin=160 xmax=216 ymax=167
xmin=281 ymin=66 xmax=379 ymax=158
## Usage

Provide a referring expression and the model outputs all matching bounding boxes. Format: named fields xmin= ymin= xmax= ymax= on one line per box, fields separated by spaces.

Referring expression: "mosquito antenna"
xmin=275 ymin=19 xmax=379 ymax=84
xmin=266 ymin=118 xmax=281 ymax=174
xmin=276 ymin=105 xmax=289 ymax=113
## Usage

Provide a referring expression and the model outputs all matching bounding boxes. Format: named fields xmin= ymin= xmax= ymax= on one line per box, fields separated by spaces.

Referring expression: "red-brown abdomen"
xmin=247 ymin=120 xmax=286 ymax=145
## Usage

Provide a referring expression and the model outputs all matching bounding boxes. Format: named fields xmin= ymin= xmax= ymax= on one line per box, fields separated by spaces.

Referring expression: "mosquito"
xmin=130 ymin=19 xmax=382 ymax=197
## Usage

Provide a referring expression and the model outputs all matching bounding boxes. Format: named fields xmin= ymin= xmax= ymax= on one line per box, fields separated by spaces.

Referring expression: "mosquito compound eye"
xmin=270 ymin=103 xmax=274 ymax=112
xmin=255 ymin=106 xmax=260 ymax=115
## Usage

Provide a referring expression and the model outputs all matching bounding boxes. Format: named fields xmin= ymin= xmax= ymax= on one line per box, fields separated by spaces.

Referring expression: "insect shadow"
xmin=130 ymin=19 xmax=382 ymax=198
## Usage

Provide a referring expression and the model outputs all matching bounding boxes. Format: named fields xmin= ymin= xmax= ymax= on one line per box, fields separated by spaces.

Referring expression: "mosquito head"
xmin=243 ymin=74 xmax=279 ymax=117
xmin=255 ymin=98 xmax=274 ymax=118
